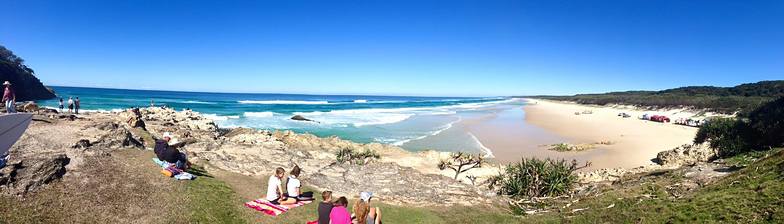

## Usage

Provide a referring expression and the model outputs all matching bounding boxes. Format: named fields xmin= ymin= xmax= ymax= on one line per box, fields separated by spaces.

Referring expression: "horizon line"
xmin=47 ymin=85 xmax=499 ymax=99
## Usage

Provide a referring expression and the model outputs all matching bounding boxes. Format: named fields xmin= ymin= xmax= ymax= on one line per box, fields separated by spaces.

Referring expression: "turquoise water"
xmin=38 ymin=86 xmax=521 ymax=153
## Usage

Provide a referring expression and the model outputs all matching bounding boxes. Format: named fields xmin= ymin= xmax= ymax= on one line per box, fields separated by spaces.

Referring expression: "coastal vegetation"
xmin=546 ymin=141 xmax=613 ymax=152
xmin=531 ymin=80 xmax=784 ymax=114
xmin=0 ymin=45 xmax=56 ymax=101
xmin=695 ymin=96 xmax=784 ymax=158
xmin=489 ymin=158 xmax=589 ymax=215
xmin=335 ymin=147 xmax=381 ymax=165
xmin=437 ymin=152 xmax=485 ymax=180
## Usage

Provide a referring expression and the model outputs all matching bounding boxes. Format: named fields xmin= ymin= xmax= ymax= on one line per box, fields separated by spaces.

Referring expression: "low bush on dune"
xmin=489 ymin=158 xmax=590 ymax=215
xmin=695 ymin=96 xmax=784 ymax=158
xmin=335 ymin=147 xmax=380 ymax=165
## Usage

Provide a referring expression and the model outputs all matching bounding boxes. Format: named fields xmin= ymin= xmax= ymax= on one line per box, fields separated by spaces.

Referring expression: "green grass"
xmin=184 ymin=167 xmax=248 ymax=224
xmin=527 ymin=148 xmax=784 ymax=223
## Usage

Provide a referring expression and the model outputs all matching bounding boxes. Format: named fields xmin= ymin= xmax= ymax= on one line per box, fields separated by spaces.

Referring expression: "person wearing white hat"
xmin=2 ymin=81 xmax=16 ymax=113
xmin=354 ymin=191 xmax=382 ymax=224
xmin=154 ymin=132 xmax=190 ymax=169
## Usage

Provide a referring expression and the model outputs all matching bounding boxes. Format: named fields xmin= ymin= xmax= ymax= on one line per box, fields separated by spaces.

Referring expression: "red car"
xmin=650 ymin=115 xmax=671 ymax=123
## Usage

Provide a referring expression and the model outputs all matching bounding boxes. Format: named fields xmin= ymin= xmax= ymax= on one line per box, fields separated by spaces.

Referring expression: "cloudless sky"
xmin=1 ymin=0 xmax=782 ymax=97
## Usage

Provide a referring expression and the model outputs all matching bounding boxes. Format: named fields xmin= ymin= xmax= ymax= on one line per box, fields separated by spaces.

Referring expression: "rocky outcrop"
xmin=309 ymin=162 xmax=490 ymax=206
xmin=655 ymin=144 xmax=717 ymax=166
xmin=291 ymin=115 xmax=316 ymax=122
xmin=0 ymin=45 xmax=56 ymax=101
xmin=0 ymin=153 xmax=69 ymax=196
xmin=20 ymin=101 xmax=39 ymax=112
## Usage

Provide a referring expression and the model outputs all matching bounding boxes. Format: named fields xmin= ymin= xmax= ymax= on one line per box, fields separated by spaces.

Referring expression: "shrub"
xmin=437 ymin=152 xmax=484 ymax=180
xmin=335 ymin=147 xmax=380 ymax=165
xmin=693 ymin=117 xmax=753 ymax=157
xmin=494 ymin=158 xmax=587 ymax=198
xmin=746 ymin=96 xmax=784 ymax=148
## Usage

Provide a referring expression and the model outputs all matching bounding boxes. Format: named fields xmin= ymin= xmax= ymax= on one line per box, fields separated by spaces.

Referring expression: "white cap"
xmin=2 ymin=81 xmax=10 ymax=85
xmin=360 ymin=191 xmax=373 ymax=202
xmin=162 ymin=132 xmax=173 ymax=138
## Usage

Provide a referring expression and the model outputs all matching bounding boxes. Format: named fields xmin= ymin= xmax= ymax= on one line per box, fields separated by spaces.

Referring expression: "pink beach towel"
xmin=244 ymin=198 xmax=312 ymax=216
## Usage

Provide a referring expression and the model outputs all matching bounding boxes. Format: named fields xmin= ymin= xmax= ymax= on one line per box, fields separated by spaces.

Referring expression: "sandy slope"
xmin=520 ymin=99 xmax=700 ymax=169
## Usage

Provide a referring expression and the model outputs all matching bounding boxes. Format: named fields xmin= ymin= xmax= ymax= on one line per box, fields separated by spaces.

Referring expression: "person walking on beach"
xmin=67 ymin=97 xmax=74 ymax=113
xmin=74 ymin=97 xmax=81 ymax=114
xmin=58 ymin=98 xmax=64 ymax=112
xmin=2 ymin=81 xmax=16 ymax=113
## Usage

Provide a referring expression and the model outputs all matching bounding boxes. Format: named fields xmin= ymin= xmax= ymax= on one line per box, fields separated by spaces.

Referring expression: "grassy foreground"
xmin=2 ymin=149 xmax=783 ymax=223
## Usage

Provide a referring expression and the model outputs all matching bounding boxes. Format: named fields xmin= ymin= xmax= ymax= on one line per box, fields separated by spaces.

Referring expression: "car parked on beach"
xmin=649 ymin=115 xmax=671 ymax=123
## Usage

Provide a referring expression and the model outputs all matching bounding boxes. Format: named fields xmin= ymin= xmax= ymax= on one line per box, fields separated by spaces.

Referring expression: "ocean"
xmin=38 ymin=86 xmax=524 ymax=155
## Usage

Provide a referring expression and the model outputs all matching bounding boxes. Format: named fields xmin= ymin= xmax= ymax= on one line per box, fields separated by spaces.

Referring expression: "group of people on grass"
xmin=266 ymin=167 xmax=382 ymax=224
xmin=58 ymin=96 xmax=81 ymax=114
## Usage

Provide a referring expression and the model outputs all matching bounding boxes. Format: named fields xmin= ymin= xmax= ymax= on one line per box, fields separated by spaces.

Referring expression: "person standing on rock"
xmin=2 ymin=81 xmax=16 ymax=113
xmin=58 ymin=97 xmax=64 ymax=112
xmin=67 ymin=97 xmax=74 ymax=113
xmin=74 ymin=97 xmax=81 ymax=114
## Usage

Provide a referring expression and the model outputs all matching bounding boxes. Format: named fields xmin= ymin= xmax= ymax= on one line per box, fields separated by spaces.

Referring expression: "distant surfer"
xmin=3 ymin=81 xmax=16 ymax=114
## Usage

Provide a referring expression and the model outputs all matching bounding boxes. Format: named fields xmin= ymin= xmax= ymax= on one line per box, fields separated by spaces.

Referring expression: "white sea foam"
xmin=468 ymin=132 xmax=495 ymax=158
xmin=203 ymin=114 xmax=240 ymax=121
xmin=289 ymin=98 xmax=512 ymax=127
xmin=183 ymin=100 xmax=216 ymax=104
xmin=238 ymin=100 xmax=331 ymax=105
xmin=392 ymin=117 xmax=461 ymax=146
xmin=353 ymin=99 xmax=368 ymax=103
xmin=46 ymin=106 xmax=124 ymax=114
xmin=294 ymin=108 xmax=414 ymax=127
xmin=243 ymin=111 xmax=275 ymax=118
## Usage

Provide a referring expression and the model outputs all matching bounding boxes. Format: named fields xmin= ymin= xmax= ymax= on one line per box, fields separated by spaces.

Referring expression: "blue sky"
xmin=1 ymin=0 xmax=782 ymax=97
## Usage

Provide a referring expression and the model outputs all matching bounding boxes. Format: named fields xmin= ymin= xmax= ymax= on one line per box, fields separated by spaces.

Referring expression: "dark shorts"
xmin=68 ymin=105 xmax=73 ymax=109
xmin=286 ymin=192 xmax=315 ymax=202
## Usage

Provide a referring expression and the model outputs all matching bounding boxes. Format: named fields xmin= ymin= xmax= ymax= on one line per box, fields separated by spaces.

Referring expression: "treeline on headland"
xmin=529 ymin=80 xmax=784 ymax=114
xmin=0 ymin=44 xmax=56 ymax=101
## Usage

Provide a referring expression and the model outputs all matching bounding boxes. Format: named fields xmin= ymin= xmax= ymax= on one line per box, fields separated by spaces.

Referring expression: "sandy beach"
xmin=469 ymin=99 xmax=700 ymax=170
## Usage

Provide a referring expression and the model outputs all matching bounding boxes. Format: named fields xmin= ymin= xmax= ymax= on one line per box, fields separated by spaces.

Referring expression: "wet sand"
xmin=467 ymin=99 xmax=698 ymax=170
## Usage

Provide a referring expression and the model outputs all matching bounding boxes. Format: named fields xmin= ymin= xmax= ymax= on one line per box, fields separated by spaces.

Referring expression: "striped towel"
xmin=244 ymin=198 xmax=312 ymax=216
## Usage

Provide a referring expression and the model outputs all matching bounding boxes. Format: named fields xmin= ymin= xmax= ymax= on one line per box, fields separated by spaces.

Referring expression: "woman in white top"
xmin=266 ymin=167 xmax=297 ymax=205
xmin=285 ymin=166 xmax=314 ymax=201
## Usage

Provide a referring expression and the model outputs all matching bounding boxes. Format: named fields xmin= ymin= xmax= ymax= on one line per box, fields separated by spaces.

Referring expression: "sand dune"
xmin=520 ymin=99 xmax=700 ymax=169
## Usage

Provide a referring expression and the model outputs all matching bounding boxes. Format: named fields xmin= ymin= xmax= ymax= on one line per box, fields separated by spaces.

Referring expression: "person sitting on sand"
xmin=266 ymin=167 xmax=297 ymax=205
xmin=316 ymin=191 xmax=334 ymax=224
xmin=286 ymin=165 xmax=314 ymax=201
xmin=154 ymin=132 xmax=189 ymax=169
xmin=353 ymin=192 xmax=382 ymax=224
xmin=329 ymin=196 xmax=352 ymax=224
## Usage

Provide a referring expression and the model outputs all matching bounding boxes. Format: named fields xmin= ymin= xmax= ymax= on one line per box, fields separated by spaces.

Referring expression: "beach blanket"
xmin=244 ymin=198 xmax=312 ymax=216
xmin=152 ymin=158 xmax=195 ymax=180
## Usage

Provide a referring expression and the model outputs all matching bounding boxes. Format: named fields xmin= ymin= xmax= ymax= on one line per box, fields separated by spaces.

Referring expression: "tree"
xmin=746 ymin=96 xmax=784 ymax=148
xmin=438 ymin=152 xmax=484 ymax=180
